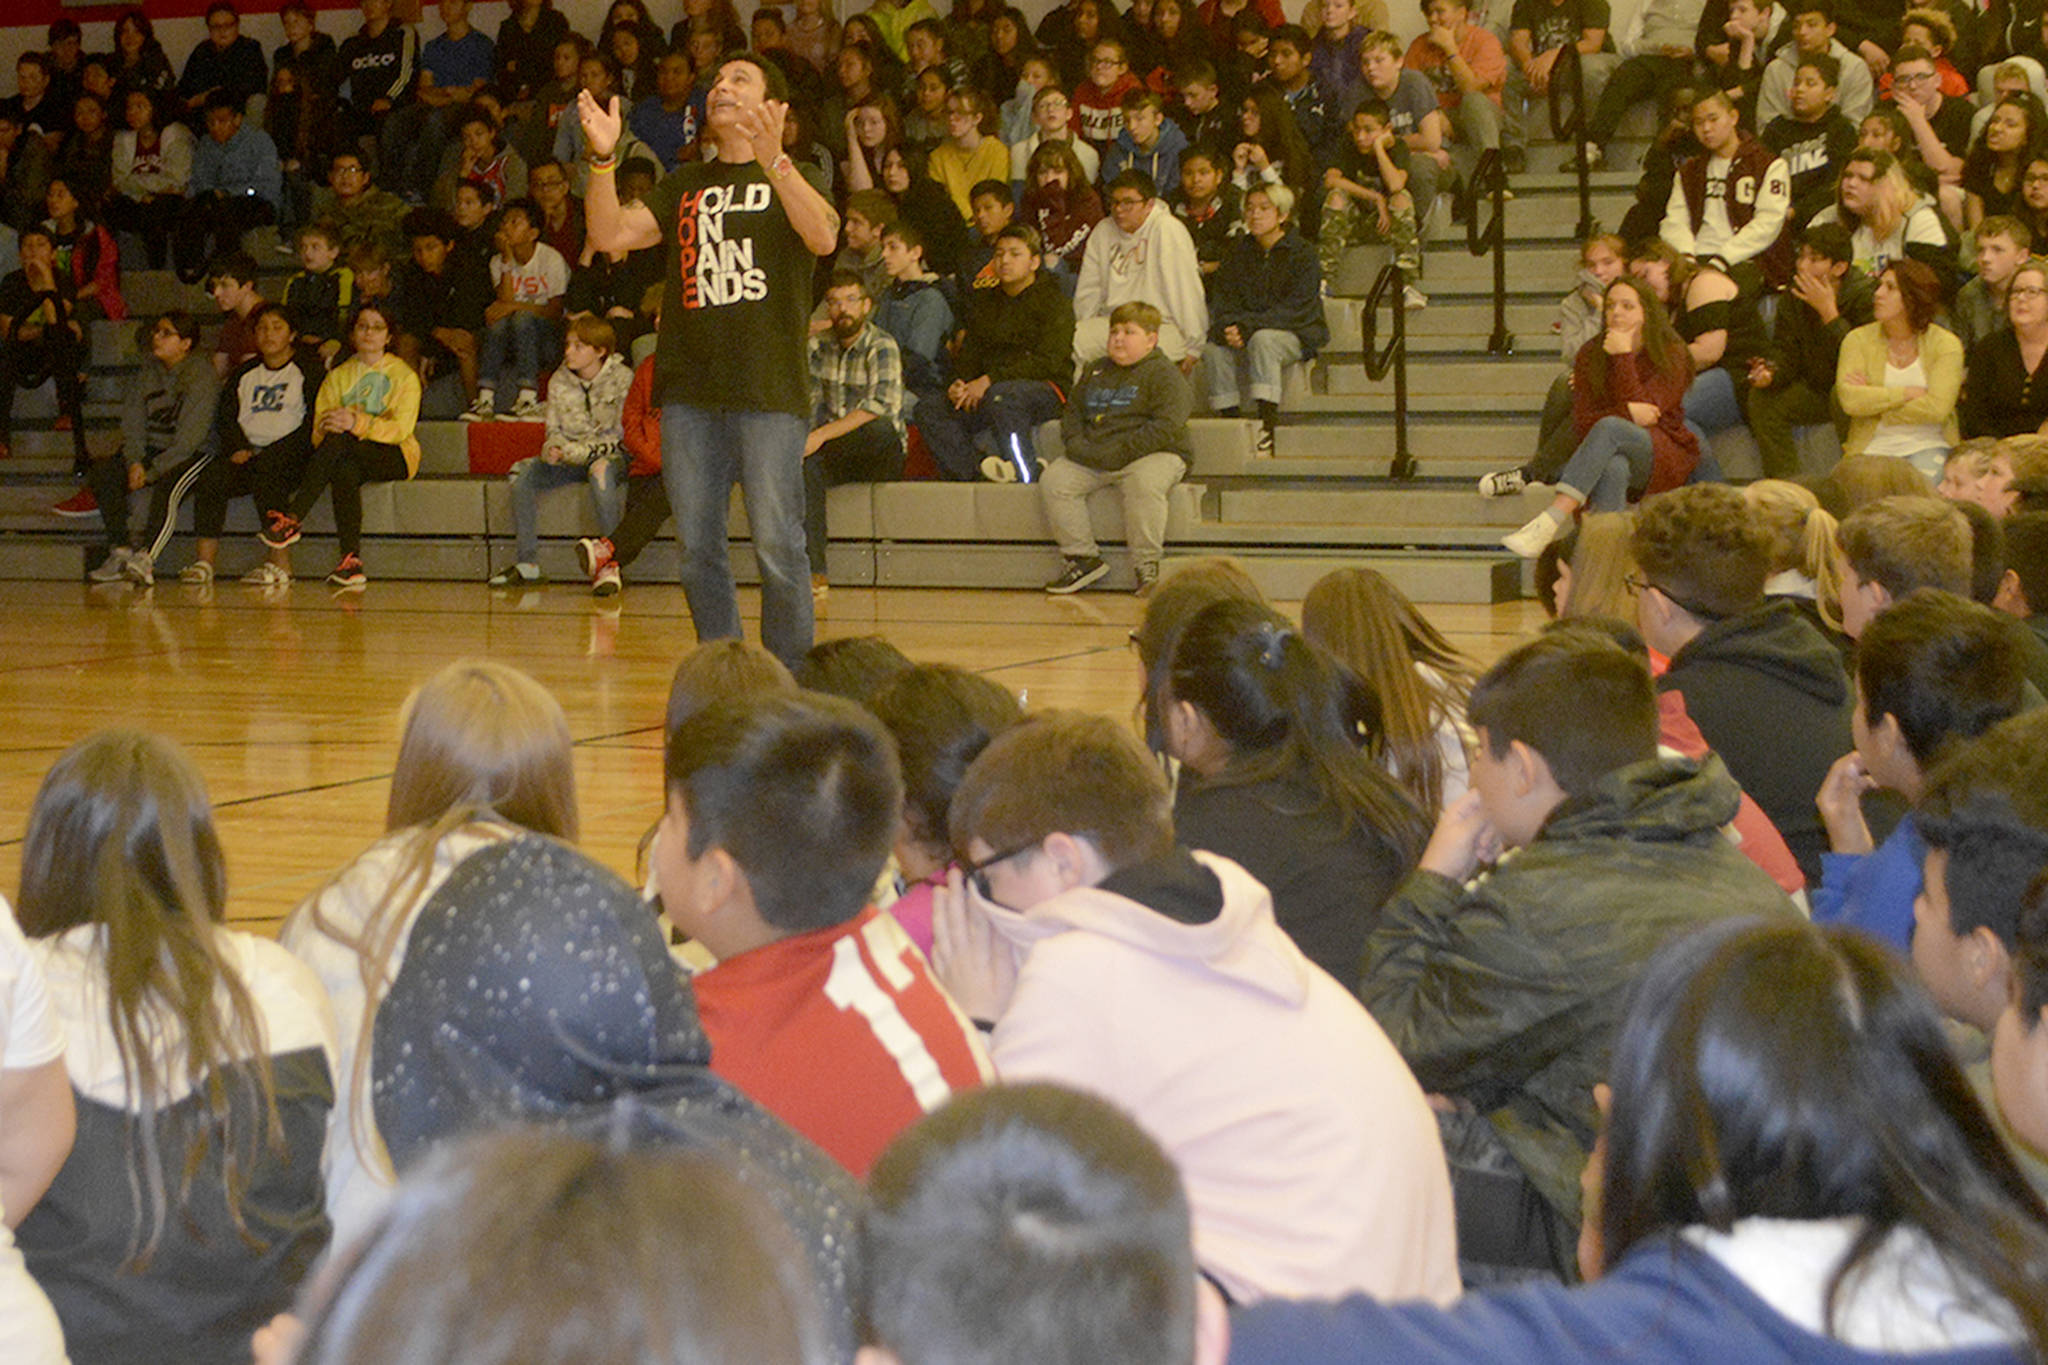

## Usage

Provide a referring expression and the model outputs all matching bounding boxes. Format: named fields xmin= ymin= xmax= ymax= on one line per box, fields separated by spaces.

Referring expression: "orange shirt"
xmin=692 ymin=906 xmax=992 ymax=1176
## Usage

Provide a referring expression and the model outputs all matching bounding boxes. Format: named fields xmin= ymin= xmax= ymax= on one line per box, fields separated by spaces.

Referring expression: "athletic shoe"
xmin=575 ymin=536 xmax=613 ymax=581
xmin=1256 ymin=425 xmax=1276 ymax=457
xmin=122 ymin=550 xmax=155 ymax=586
xmin=1133 ymin=562 xmax=1160 ymax=596
xmin=592 ymin=562 xmax=622 ymax=597
xmin=1044 ymin=555 xmax=1108 ymax=594
xmin=51 ymin=487 xmax=98 ymax=517
xmin=327 ymin=553 xmax=367 ymax=588
xmin=979 ymin=453 xmax=1019 ymax=482
xmin=179 ymin=561 xmax=214 ymax=585
xmin=1477 ymin=467 xmax=1527 ymax=497
xmin=461 ymin=393 xmax=495 ymax=422
xmin=1500 ymin=145 xmax=1527 ymax=176
xmin=487 ymin=562 xmax=542 ymax=588
xmin=1573 ymin=141 xmax=1602 ymax=169
xmin=1402 ymin=283 xmax=1430 ymax=310
xmin=509 ymin=392 xmax=545 ymax=421
xmin=260 ymin=510 xmax=302 ymax=549
xmin=87 ymin=547 xmax=132 ymax=582
xmin=242 ymin=562 xmax=291 ymax=587
xmin=1502 ymin=512 xmax=1563 ymax=559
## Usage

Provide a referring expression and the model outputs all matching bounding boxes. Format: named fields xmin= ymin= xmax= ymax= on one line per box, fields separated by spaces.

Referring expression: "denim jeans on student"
xmin=1203 ymin=330 xmax=1304 ymax=409
xmin=1556 ymin=415 xmax=1654 ymax=510
xmin=917 ymin=379 xmax=1064 ymax=480
xmin=1683 ymin=367 xmax=1745 ymax=443
xmin=509 ymin=451 xmax=627 ymax=564
xmin=478 ymin=311 xmax=560 ymax=401
xmin=661 ymin=401 xmax=814 ymax=668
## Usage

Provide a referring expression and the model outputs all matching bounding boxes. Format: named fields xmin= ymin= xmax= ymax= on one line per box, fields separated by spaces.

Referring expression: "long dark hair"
xmin=1166 ymin=599 xmax=1428 ymax=864
xmin=1601 ymin=919 xmax=2048 ymax=1354
xmin=1238 ymin=86 xmax=1312 ymax=199
xmin=16 ymin=730 xmax=282 ymax=1268
xmin=1965 ymin=92 xmax=2048 ymax=187
xmin=1580 ymin=277 xmax=1690 ymax=408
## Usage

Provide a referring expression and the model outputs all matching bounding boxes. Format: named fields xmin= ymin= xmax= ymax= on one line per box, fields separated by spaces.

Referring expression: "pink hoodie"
xmin=983 ymin=850 xmax=1461 ymax=1306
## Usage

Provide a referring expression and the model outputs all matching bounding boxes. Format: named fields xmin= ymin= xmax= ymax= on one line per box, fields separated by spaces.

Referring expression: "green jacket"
xmin=1360 ymin=755 xmax=1797 ymax=1241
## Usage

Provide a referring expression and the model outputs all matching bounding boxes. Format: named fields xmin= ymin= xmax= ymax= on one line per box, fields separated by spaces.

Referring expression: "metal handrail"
xmin=1547 ymin=43 xmax=1597 ymax=241
xmin=1462 ymin=147 xmax=1513 ymax=355
xmin=1359 ymin=262 xmax=1414 ymax=480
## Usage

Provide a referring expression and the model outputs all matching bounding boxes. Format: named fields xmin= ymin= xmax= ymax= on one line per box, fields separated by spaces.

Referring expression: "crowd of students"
xmin=5 ymin=523 xmax=2048 ymax=1362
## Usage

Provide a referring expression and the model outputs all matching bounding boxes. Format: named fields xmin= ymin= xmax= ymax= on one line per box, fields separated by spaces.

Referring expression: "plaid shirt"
xmin=807 ymin=321 xmax=905 ymax=442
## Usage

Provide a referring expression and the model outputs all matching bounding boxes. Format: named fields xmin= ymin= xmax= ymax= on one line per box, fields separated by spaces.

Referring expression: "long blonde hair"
xmin=1299 ymin=567 xmax=1478 ymax=816
xmin=313 ymin=661 xmax=578 ymax=1166
xmin=1560 ymin=512 xmax=1639 ymax=622
xmin=16 ymin=731 xmax=280 ymax=1268
xmin=1744 ymin=479 xmax=1845 ymax=630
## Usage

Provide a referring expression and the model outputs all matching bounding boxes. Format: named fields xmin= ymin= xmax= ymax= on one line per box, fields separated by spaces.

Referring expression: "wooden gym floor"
xmin=0 ymin=580 xmax=1547 ymax=935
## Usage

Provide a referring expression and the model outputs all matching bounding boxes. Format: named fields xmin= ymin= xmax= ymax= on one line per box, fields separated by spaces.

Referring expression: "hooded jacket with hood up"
xmin=1361 ymin=754 xmax=1799 ymax=1263
xmin=1657 ymin=598 xmax=1856 ymax=885
xmin=370 ymin=836 xmax=863 ymax=1358
xmin=983 ymin=846 xmax=1460 ymax=1307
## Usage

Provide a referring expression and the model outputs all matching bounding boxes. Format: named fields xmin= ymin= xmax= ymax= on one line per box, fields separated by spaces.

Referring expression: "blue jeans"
xmin=478 ymin=311 xmax=560 ymax=402
xmin=509 ymin=452 xmax=627 ymax=564
xmin=916 ymin=379 xmax=1064 ymax=480
xmin=1683 ymin=367 xmax=1745 ymax=441
xmin=661 ymin=402 xmax=814 ymax=668
xmin=1557 ymin=415 xmax=1654 ymax=511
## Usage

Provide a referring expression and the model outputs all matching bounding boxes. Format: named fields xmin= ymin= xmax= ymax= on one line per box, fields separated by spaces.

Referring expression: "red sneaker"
xmin=50 ymin=487 xmax=98 ymax=517
xmin=52 ymin=415 xmax=72 ymax=431
xmin=260 ymin=510 xmax=302 ymax=549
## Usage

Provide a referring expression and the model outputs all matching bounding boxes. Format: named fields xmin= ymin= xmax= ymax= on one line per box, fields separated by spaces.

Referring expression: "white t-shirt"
xmin=0 ymin=899 xmax=71 ymax=1365
xmin=1862 ymin=355 xmax=1949 ymax=460
xmin=489 ymin=243 xmax=569 ymax=306
xmin=235 ymin=357 xmax=311 ymax=452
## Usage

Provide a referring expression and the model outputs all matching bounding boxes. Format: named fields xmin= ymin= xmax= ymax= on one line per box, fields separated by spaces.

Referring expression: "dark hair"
xmin=205 ymin=0 xmax=239 ymax=20
xmin=1799 ymin=219 xmax=1855 ymax=264
xmin=825 ymin=267 xmax=873 ymax=299
xmin=1916 ymin=709 xmax=2048 ymax=947
xmin=245 ymin=301 xmax=291 ymax=335
xmin=294 ymin=1130 xmax=835 ymax=1365
xmin=665 ymin=693 xmax=902 ymax=934
xmin=1351 ymin=96 xmax=1392 ymax=125
xmin=203 ymin=88 xmax=243 ymax=116
xmin=1582 ymin=278 xmax=1691 ymax=407
xmin=1133 ymin=558 xmax=1267 ymax=752
xmin=207 ymin=250 xmax=259 ymax=287
xmin=794 ymin=635 xmax=913 ymax=701
xmin=1466 ymin=629 xmax=1659 ymax=797
xmin=1630 ymin=484 xmax=1771 ymax=620
xmin=2003 ymin=511 xmax=2048 ymax=613
xmin=1599 ymin=918 xmax=2048 ymax=1357
xmin=724 ymin=49 xmax=792 ymax=102
xmin=950 ymin=711 xmax=1175 ymax=869
xmin=1176 ymin=56 xmax=1219 ymax=86
xmin=1955 ymin=498 xmax=2006 ymax=604
xmin=16 ymin=732 xmax=283 ymax=1268
xmin=865 ymin=1083 xmax=1195 ymax=1365
xmin=16 ymin=53 xmax=51 ymax=80
xmin=969 ymin=178 xmax=1011 ymax=207
xmin=869 ymin=666 xmax=1025 ymax=859
xmin=993 ymin=221 xmax=1045 ymax=255
xmin=1168 ymin=599 xmax=1427 ymax=863
xmin=1794 ymin=50 xmax=1842 ymax=86
xmin=1855 ymin=589 xmax=2027 ymax=768
xmin=1789 ymin=0 xmax=1834 ymax=22
xmin=881 ymin=218 xmax=925 ymax=251
xmin=1106 ymin=167 xmax=1158 ymax=201
xmin=48 ymin=17 xmax=81 ymax=42
xmin=403 ymin=207 xmax=459 ymax=244
xmin=1837 ymin=495 xmax=1972 ymax=600
xmin=2018 ymin=870 xmax=2048 ymax=1022
xmin=1882 ymin=258 xmax=1943 ymax=332
xmin=151 ymin=308 xmax=202 ymax=346
xmin=1268 ymin=21 xmax=1312 ymax=53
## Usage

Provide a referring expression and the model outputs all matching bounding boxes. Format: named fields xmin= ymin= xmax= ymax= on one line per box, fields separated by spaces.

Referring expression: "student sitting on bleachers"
xmin=42 ymin=175 xmax=123 ymax=324
xmin=1660 ymin=90 xmax=1792 ymax=295
xmin=1760 ymin=51 xmax=1857 ymax=235
xmin=936 ymin=707 xmax=1459 ymax=1302
xmin=87 ymin=311 xmax=219 ymax=588
xmin=573 ymin=348 xmax=663 ymax=598
xmin=1019 ymin=139 xmax=1102 ymax=285
xmin=1205 ymin=184 xmax=1325 ymax=455
xmin=464 ymin=197 xmax=567 ymax=421
xmin=176 ymin=90 xmax=282 ymax=285
xmin=283 ymin=221 xmax=356 ymax=367
xmin=188 ymin=304 xmax=319 ymax=588
xmin=105 ymin=90 xmax=191 ymax=272
xmin=1810 ymin=147 xmax=1958 ymax=298
xmin=657 ymin=692 xmax=992 ymax=1177
xmin=1754 ymin=0 xmax=1873 ymax=127
xmin=0 ymin=226 xmax=87 ymax=469
xmin=873 ymin=220 xmax=953 ymax=411
xmin=1746 ymin=221 xmax=1871 ymax=478
xmin=263 ymin=301 xmax=421 ymax=589
xmin=390 ymin=208 xmax=488 ymax=407
xmin=488 ymin=314 xmax=632 ymax=589
xmin=1074 ymin=168 xmax=1208 ymax=369
xmin=1317 ymin=99 xmax=1423 ymax=303
xmin=804 ymin=272 xmax=906 ymax=600
xmin=1834 ymin=260 xmax=1961 ymax=480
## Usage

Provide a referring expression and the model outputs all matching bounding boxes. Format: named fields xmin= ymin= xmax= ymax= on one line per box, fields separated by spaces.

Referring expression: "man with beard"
xmin=803 ymin=271 xmax=904 ymax=600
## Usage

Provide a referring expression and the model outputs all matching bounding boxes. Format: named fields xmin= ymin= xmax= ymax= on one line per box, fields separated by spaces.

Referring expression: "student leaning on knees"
xmin=1230 ymin=917 xmax=2048 ymax=1364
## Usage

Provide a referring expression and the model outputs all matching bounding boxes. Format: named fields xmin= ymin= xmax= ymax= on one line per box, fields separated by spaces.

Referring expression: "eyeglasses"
xmin=1109 ymin=195 xmax=1146 ymax=210
xmin=2011 ymin=284 xmax=2048 ymax=298
xmin=962 ymin=840 xmax=1040 ymax=900
xmin=1894 ymin=70 xmax=1938 ymax=86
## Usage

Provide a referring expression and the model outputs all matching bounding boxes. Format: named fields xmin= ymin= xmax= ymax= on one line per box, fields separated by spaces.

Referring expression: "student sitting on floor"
xmin=487 ymin=315 xmax=633 ymax=589
xmin=655 ymin=692 xmax=992 ymax=1177
xmin=935 ymin=709 xmax=1461 ymax=1304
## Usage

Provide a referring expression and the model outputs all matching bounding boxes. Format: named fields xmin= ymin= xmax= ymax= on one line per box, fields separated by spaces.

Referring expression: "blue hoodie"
xmin=189 ymin=122 xmax=284 ymax=210
xmin=1101 ymin=118 xmax=1189 ymax=199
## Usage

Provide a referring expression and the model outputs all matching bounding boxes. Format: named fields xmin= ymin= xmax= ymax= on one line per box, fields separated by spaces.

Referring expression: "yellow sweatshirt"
xmin=313 ymin=352 xmax=422 ymax=474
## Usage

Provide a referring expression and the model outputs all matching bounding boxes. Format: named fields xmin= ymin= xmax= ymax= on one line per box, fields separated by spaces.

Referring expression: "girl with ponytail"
xmin=1744 ymin=478 xmax=1849 ymax=647
xmin=1155 ymin=597 xmax=1428 ymax=982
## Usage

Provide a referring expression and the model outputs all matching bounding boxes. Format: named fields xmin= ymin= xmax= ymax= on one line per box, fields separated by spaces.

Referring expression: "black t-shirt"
xmin=1332 ymin=136 xmax=1412 ymax=195
xmin=639 ymin=157 xmax=829 ymax=416
xmin=1509 ymin=0 xmax=1614 ymax=55
xmin=1923 ymin=94 xmax=1975 ymax=159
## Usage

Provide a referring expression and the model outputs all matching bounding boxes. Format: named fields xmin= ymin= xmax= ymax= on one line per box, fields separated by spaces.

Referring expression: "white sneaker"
xmin=88 ymin=547 xmax=132 ymax=583
xmin=179 ymin=560 xmax=214 ymax=584
xmin=461 ymin=392 xmax=495 ymax=422
xmin=980 ymin=453 xmax=1019 ymax=482
xmin=242 ymin=561 xmax=292 ymax=586
xmin=509 ymin=391 xmax=545 ymax=421
xmin=1502 ymin=511 xmax=1564 ymax=559
xmin=1402 ymin=283 xmax=1429 ymax=310
xmin=123 ymin=550 xmax=155 ymax=586
xmin=1477 ymin=467 xmax=1527 ymax=497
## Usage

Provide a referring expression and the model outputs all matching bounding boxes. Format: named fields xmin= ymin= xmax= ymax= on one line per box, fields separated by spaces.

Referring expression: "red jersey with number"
xmin=692 ymin=906 xmax=993 ymax=1176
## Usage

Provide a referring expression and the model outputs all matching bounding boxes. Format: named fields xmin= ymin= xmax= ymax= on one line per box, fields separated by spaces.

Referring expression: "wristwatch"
xmin=769 ymin=152 xmax=795 ymax=179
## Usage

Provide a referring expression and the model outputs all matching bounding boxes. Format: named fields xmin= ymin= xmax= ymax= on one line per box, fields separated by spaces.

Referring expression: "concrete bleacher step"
xmin=1424 ymin=188 xmax=1636 ymax=243
xmin=1215 ymin=486 xmax=1548 ymax=530
xmin=1322 ymin=352 xmax=1557 ymax=398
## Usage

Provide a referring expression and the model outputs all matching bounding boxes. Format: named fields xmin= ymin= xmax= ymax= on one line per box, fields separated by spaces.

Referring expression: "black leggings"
xmin=0 ymin=331 xmax=88 ymax=467
xmin=288 ymin=432 xmax=410 ymax=557
xmin=193 ymin=429 xmax=314 ymax=539
xmin=608 ymin=471 xmax=672 ymax=569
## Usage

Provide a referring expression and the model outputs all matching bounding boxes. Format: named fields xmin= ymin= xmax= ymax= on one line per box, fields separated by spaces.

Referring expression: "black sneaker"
xmin=1044 ymin=556 xmax=1108 ymax=594
xmin=1500 ymin=145 xmax=1527 ymax=176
